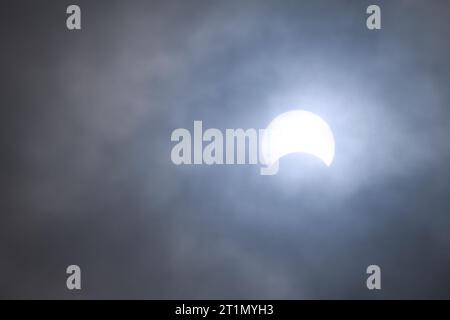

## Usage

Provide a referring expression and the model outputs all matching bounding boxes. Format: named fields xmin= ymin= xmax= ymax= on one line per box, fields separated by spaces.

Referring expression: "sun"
xmin=261 ymin=110 xmax=335 ymax=168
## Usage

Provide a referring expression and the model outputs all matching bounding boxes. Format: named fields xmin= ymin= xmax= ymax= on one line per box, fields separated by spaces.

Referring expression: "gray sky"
xmin=1 ymin=0 xmax=450 ymax=298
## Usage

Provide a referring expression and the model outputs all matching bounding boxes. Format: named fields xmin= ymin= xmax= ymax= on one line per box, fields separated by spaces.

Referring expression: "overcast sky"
xmin=1 ymin=0 xmax=450 ymax=298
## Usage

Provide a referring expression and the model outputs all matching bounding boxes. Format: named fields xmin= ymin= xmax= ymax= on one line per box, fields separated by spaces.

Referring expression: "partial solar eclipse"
xmin=261 ymin=110 xmax=335 ymax=169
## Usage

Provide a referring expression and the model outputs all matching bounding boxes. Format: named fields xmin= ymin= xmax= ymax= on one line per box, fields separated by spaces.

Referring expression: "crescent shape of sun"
xmin=261 ymin=110 xmax=335 ymax=167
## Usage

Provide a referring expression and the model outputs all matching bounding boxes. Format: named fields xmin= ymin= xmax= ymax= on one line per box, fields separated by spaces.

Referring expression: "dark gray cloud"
xmin=1 ymin=0 xmax=450 ymax=298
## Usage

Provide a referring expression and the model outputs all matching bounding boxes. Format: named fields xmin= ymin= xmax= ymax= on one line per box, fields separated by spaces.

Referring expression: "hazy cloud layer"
xmin=1 ymin=0 xmax=450 ymax=298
